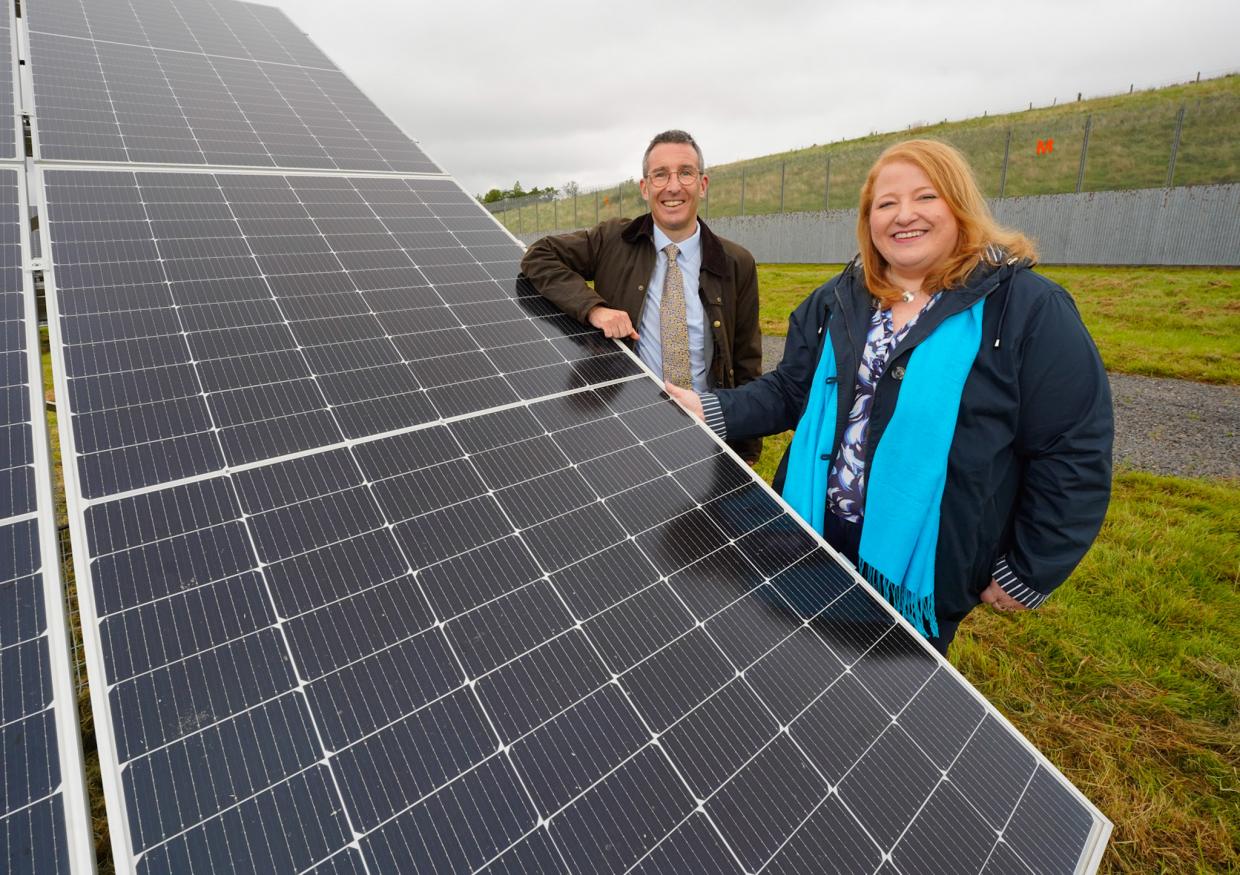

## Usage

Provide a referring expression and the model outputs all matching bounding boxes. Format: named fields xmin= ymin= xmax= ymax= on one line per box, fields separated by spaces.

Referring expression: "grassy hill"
xmin=496 ymin=74 xmax=1240 ymax=233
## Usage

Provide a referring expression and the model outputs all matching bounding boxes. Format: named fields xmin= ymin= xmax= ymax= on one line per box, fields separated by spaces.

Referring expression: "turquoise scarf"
xmin=782 ymin=298 xmax=985 ymax=637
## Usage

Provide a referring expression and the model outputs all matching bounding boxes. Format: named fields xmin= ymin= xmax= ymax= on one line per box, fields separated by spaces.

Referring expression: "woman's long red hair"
xmin=856 ymin=139 xmax=1037 ymax=305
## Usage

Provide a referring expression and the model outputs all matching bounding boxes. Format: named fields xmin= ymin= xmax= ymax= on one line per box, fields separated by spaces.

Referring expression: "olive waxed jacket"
xmin=520 ymin=214 xmax=763 ymax=462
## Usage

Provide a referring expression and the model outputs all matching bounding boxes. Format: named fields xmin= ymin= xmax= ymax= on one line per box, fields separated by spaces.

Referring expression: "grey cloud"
xmin=269 ymin=0 xmax=1240 ymax=196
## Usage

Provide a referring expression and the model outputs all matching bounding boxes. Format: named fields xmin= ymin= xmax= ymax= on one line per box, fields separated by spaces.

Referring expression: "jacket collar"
xmin=836 ymin=254 xmax=1020 ymax=362
xmin=622 ymin=213 xmax=728 ymax=276
xmin=890 ymin=256 xmax=1017 ymax=358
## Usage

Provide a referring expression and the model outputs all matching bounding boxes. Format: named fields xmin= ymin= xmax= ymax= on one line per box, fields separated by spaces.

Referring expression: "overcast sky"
xmin=265 ymin=0 xmax=1238 ymax=197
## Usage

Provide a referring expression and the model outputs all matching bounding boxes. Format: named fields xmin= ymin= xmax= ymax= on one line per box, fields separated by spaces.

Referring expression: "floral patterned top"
xmin=826 ymin=294 xmax=942 ymax=523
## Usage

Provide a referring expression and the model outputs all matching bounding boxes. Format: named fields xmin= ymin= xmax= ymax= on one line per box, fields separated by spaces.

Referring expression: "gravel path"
xmin=759 ymin=335 xmax=1239 ymax=482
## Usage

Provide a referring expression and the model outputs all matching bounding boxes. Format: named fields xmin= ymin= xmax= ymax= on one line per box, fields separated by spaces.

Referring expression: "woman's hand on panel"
xmin=664 ymin=382 xmax=705 ymax=422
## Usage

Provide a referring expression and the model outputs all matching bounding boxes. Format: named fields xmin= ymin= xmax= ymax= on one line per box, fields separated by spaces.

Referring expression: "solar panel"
xmin=25 ymin=0 xmax=437 ymax=172
xmin=0 ymin=166 xmax=94 ymax=874
xmin=41 ymin=166 xmax=1111 ymax=872
xmin=29 ymin=1 xmax=1112 ymax=872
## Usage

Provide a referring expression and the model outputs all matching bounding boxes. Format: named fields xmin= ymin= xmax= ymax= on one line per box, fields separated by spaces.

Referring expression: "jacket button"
xmin=715 ymin=297 xmax=722 ymax=303
xmin=712 ymin=320 xmax=721 ymax=329
xmin=637 ymin=284 xmax=645 ymax=291
xmin=892 ymin=366 xmax=906 ymax=381
xmin=820 ymin=453 xmax=830 ymax=461
xmin=728 ymin=368 xmax=734 ymax=376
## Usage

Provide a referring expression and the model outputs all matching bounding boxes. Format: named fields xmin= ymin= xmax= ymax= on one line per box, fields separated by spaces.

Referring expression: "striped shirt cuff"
xmin=700 ymin=393 xmax=727 ymax=440
xmin=992 ymin=555 xmax=1049 ymax=609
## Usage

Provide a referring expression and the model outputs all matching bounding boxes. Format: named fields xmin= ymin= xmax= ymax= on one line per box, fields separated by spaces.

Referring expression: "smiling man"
xmin=520 ymin=129 xmax=763 ymax=463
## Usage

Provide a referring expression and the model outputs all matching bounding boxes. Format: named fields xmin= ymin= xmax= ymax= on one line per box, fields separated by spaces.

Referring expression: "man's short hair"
xmin=642 ymin=130 xmax=705 ymax=176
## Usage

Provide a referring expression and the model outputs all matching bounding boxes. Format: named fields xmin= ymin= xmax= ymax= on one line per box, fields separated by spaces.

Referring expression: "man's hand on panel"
xmin=587 ymin=305 xmax=639 ymax=341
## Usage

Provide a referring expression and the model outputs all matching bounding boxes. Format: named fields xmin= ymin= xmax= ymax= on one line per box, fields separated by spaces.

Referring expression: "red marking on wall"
xmin=1036 ymin=138 xmax=1055 ymax=155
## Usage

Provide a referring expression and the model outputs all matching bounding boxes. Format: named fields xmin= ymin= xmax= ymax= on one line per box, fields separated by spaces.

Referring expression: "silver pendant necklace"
xmin=900 ymin=289 xmax=917 ymax=303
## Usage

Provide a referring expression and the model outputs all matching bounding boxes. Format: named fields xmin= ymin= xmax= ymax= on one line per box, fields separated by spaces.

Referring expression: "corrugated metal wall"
xmin=516 ymin=184 xmax=1240 ymax=266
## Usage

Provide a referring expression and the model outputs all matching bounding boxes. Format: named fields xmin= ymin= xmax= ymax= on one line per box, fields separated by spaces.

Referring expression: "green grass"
xmin=495 ymin=74 xmax=1240 ymax=232
xmin=753 ymin=434 xmax=1240 ymax=873
xmin=754 ymin=264 xmax=1240 ymax=385
xmin=755 ymin=263 xmax=846 ymax=336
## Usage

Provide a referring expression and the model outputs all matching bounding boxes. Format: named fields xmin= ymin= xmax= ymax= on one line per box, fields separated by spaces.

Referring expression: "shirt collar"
xmin=652 ymin=221 xmax=701 ymax=261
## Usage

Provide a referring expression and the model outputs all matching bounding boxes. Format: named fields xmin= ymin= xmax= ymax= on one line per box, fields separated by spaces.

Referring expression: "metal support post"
xmin=1166 ymin=103 xmax=1186 ymax=187
xmin=824 ymin=155 xmax=831 ymax=210
xmin=779 ymin=161 xmax=786 ymax=213
xmin=1075 ymin=114 xmax=1092 ymax=193
xmin=739 ymin=167 xmax=747 ymax=216
xmin=998 ymin=128 xmax=1012 ymax=198
xmin=595 ymin=190 xmax=600 ymax=224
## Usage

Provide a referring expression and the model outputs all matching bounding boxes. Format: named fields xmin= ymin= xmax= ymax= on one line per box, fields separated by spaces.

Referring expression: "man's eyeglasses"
xmin=646 ymin=168 xmax=701 ymax=188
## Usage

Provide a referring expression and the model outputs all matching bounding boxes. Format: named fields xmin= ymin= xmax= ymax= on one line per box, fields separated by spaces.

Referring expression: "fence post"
xmin=573 ymin=194 xmax=578 ymax=228
xmin=1166 ymin=102 xmax=1186 ymax=188
xmin=703 ymin=181 xmax=709 ymax=219
xmin=553 ymin=197 xmax=557 ymax=231
xmin=1075 ymin=114 xmax=1092 ymax=193
xmin=740 ymin=167 xmax=747 ymax=216
xmin=824 ymin=155 xmax=831 ymax=210
xmin=534 ymin=197 xmax=539 ymax=233
xmin=779 ymin=161 xmax=786 ymax=213
xmin=595 ymin=190 xmax=600 ymax=224
xmin=618 ymin=185 xmax=623 ymax=217
xmin=998 ymin=128 xmax=1012 ymax=198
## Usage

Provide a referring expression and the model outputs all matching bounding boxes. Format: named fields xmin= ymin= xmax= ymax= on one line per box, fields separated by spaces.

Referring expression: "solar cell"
xmin=26 ymin=1 xmax=437 ymax=171
xmin=0 ymin=168 xmax=93 ymax=873
xmin=29 ymin=2 xmax=1111 ymax=873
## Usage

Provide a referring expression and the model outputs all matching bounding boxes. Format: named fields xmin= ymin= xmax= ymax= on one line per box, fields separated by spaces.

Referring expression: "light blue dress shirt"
xmin=635 ymin=223 xmax=713 ymax=393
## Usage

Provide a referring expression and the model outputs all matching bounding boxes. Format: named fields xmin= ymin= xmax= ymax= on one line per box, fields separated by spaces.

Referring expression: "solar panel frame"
xmin=0 ymin=163 xmax=96 ymax=875
xmin=38 ymin=161 xmax=1111 ymax=874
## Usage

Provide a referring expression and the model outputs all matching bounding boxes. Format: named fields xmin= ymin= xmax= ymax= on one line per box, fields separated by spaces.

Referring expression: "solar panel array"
xmin=24 ymin=0 xmax=1111 ymax=873
xmin=0 ymin=163 xmax=92 ymax=875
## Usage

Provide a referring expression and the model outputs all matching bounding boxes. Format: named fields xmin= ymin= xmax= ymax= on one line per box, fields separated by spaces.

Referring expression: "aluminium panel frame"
xmin=8 ymin=161 xmax=98 ymax=875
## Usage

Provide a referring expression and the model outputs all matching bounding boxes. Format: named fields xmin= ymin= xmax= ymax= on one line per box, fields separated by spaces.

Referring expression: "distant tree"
xmin=477 ymin=181 xmax=557 ymax=204
xmin=562 ymin=180 xmax=580 ymax=199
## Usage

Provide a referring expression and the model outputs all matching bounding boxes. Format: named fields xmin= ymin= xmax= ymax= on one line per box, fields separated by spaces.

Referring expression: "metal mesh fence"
xmin=485 ymin=89 xmax=1240 ymax=234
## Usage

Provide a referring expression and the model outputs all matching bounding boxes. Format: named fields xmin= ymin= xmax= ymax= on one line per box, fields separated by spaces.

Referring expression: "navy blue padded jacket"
xmin=716 ymin=260 xmax=1113 ymax=620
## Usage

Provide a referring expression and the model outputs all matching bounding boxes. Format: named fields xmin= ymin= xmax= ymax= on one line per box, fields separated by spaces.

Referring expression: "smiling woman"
xmin=668 ymin=138 xmax=1113 ymax=658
